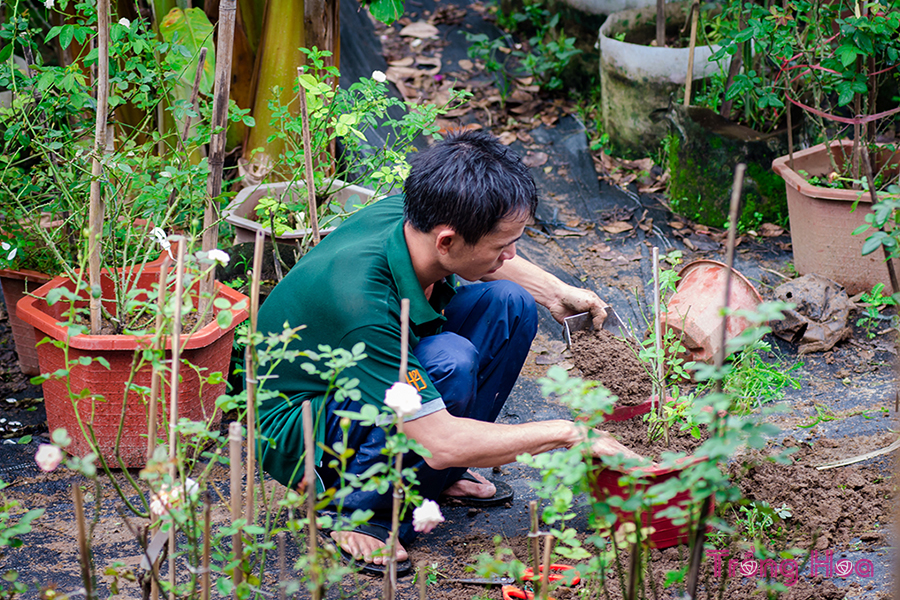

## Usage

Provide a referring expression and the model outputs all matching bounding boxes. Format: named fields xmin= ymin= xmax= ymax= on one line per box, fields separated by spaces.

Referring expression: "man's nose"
xmin=501 ymin=243 xmax=517 ymax=262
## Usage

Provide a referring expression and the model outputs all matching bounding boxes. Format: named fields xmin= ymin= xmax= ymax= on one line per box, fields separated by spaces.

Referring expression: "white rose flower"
xmin=35 ymin=444 xmax=62 ymax=472
xmin=44 ymin=0 xmax=54 ymax=8
xmin=119 ymin=18 xmax=131 ymax=28
xmin=150 ymin=478 xmax=199 ymax=517
xmin=384 ymin=382 xmax=421 ymax=418
xmin=207 ymin=249 xmax=230 ymax=266
xmin=371 ymin=70 xmax=387 ymax=83
xmin=412 ymin=499 xmax=444 ymax=533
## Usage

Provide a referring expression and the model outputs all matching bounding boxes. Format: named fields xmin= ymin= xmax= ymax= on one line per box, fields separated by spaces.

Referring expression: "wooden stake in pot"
xmin=168 ymin=238 xmax=186 ymax=600
xmin=683 ymin=0 xmax=700 ymax=107
xmin=384 ymin=298 xmax=411 ymax=600
xmin=303 ymin=400 xmax=323 ymax=600
xmin=147 ymin=256 xmax=170 ymax=463
xmin=201 ymin=0 xmax=237 ymax=311
xmin=297 ymin=67 xmax=322 ymax=247
xmin=88 ymin=0 xmax=110 ymax=334
xmin=529 ymin=501 xmax=541 ymax=594
xmin=229 ymin=421 xmax=244 ymax=589
xmin=74 ymin=484 xmax=94 ymax=599
xmin=656 ymin=0 xmax=666 ymax=48
xmin=245 ymin=230 xmax=266 ymax=526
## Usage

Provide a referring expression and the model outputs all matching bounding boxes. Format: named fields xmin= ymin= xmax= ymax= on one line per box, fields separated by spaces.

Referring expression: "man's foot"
xmin=330 ymin=530 xmax=408 ymax=566
xmin=442 ymin=469 xmax=496 ymax=499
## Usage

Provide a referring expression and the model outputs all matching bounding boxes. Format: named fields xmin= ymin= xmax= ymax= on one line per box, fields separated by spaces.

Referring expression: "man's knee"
xmin=487 ymin=280 xmax=538 ymax=336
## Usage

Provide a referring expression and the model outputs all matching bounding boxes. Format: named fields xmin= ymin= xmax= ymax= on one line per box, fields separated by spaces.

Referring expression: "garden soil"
xmin=0 ymin=0 xmax=896 ymax=598
xmin=571 ymin=329 xmax=652 ymax=406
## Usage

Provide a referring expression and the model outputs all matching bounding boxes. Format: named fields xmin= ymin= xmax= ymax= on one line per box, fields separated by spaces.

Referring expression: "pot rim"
xmin=16 ymin=271 xmax=249 ymax=351
xmin=676 ymin=259 xmax=763 ymax=303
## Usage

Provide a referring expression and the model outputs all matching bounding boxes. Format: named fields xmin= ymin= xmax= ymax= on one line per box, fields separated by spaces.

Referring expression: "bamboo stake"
xmin=201 ymin=0 xmax=237 ymax=311
xmin=529 ymin=501 xmax=541 ymax=595
xmin=539 ymin=535 xmax=555 ymax=600
xmin=656 ymin=0 xmax=665 ymax=48
xmin=652 ymin=247 xmax=663 ymax=417
xmin=303 ymin=401 xmax=322 ymax=600
xmin=384 ymin=298 xmax=411 ymax=600
xmin=297 ymin=67 xmax=322 ymax=246
xmin=245 ymin=230 xmax=265 ymax=526
xmin=418 ymin=561 xmax=428 ymax=600
xmin=683 ymin=0 xmax=700 ymax=107
xmin=229 ymin=421 xmax=244 ymax=590
xmin=74 ymin=484 xmax=94 ymax=600
xmin=178 ymin=47 xmax=207 ymax=153
xmin=685 ymin=163 xmax=745 ymax=599
xmin=278 ymin=532 xmax=287 ymax=600
xmin=88 ymin=0 xmax=110 ymax=334
xmin=168 ymin=239 xmax=186 ymax=600
xmin=201 ymin=494 xmax=211 ymax=600
xmin=147 ymin=256 xmax=170 ymax=463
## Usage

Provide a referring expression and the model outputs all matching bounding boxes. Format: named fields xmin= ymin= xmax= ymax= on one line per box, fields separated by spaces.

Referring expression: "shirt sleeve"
xmin=338 ymin=324 xmax=446 ymax=416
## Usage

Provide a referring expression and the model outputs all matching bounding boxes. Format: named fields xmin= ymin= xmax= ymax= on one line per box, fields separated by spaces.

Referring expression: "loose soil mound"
xmin=571 ymin=329 xmax=652 ymax=406
xmin=728 ymin=434 xmax=894 ymax=550
xmin=601 ymin=410 xmax=707 ymax=458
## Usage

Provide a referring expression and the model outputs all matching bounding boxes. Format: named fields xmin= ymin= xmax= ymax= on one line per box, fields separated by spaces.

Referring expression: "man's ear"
xmin=434 ymin=227 xmax=458 ymax=256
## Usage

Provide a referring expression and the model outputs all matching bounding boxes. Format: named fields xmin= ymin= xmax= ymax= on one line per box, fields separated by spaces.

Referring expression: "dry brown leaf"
xmin=522 ymin=151 xmax=549 ymax=168
xmin=601 ymin=221 xmax=633 ymax=234
xmin=668 ymin=221 xmax=686 ymax=230
xmin=510 ymin=100 xmax=541 ymax=114
xmin=416 ymin=56 xmax=442 ymax=73
xmin=587 ymin=243 xmax=612 ymax=253
xmin=515 ymin=76 xmax=534 ymax=86
xmin=399 ymin=21 xmax=439 ymax=38
xmin=517 ymin=131 xmax=534 ymax=144
xmin=389 ymin=56 xmax=415 ymax=67
xmin=638 ymin=217 xmax=653 ymax=233
xmin=457 ymin=59 xmax=474 ymax=71
xmin=553 ymin=228 xmax=586 ymax=236
xmin=385 ymin=66 xmax=424 ymax=81
xmin=759 ymin=223 xmax=785 ymax=237
xmin=535 ymin=354 xmax=561 ymax=365
xmin=507 ymin=89 xmax=535 ymax=104
xmin=498 ymin=131 xmax=517 ymax=146
xmin=441 ymin=107 xmax=470 ymax=118
xmin=540 ymin=113 xmax=559 ymax=126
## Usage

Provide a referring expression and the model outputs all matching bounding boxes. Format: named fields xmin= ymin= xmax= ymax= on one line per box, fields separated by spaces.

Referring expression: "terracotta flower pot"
xmin=0 ymin=268 xmax=52 ymax=376
xmin=771 ymin=140 xmax=900 ymax=295
xmin=663 ymin=260 xmax=762 ymax=363
xmin=16 ymin=268 xmax=249 ymax=467
xmin=590 ymin=401 xmax=711 ymax=549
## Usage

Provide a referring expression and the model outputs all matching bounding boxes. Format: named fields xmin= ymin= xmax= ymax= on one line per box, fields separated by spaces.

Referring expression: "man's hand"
xmin=587 ymin=429 xmax=644 ymax=461
xmin=547 ymin=283 xmax=609 ymax=330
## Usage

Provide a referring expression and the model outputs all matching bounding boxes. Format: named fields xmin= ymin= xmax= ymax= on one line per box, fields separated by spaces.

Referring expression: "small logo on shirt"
xmin=406 ymin=369 xmax=427 ymax=391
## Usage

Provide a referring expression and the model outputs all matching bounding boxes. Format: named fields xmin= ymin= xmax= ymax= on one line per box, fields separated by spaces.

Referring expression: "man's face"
xmin=447 ymin=214 xmax=528 ymax=280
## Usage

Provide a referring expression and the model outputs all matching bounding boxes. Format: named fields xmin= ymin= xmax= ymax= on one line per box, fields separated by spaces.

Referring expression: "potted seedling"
xmin=225 ymin=48 xmax=470 ymax=252
xmin=6 ymin=0 xmax=249 ymax=467
xmin=765 ymin=0 xmax=900 ymax=295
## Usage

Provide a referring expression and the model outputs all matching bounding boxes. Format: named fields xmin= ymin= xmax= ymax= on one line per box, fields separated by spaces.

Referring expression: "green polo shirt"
xmin=256 ymin=195 xmax=455 ymax=489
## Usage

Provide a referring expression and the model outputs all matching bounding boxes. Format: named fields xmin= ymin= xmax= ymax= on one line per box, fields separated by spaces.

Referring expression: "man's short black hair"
xmin=403 ymin=129 xmax=538 ymax=245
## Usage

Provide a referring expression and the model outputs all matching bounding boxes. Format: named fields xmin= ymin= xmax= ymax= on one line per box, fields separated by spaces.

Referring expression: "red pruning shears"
xmin=501 ymin=564 xmax=580 ymax=600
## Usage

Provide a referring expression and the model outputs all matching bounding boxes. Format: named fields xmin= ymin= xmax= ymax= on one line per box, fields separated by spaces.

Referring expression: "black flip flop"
xmin=439 ymin=472 xmax=515 ymax=507
xmin=320 ymin=522 xmax=411 ymax=577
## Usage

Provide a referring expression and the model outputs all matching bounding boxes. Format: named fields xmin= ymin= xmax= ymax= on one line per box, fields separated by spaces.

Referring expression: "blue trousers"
xmin=318 ymin=280 xmax=537 ymax=543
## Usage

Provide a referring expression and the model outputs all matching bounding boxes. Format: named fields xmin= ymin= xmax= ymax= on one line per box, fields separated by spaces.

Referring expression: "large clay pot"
xmin=772 ymin=140 xmax=900 ymax=295
xmin=17 ymin=268 xmax=249 ymax=467
xmin=589 ymin=400 xmax=711 ymax=549
xmin=223 ymin=180 xmax=376 ymax=247
xmin=663 ymin=260 xmax=762 ymax=363
xmin=599 ymin=3 xmax=728 ymax=156
xmin=0 ymin=268 xmax=51 ymax=376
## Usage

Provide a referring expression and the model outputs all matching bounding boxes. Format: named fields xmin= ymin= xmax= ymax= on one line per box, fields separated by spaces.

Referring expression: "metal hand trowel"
xmin=563 ymin=306 xmax=635 ymax=348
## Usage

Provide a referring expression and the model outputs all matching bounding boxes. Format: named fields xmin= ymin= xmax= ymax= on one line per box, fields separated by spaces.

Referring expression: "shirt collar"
xmin=386 ymin=220 xmax=448 ymax=327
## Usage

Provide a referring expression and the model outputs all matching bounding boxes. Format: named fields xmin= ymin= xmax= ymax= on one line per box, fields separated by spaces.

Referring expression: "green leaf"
xmin=217 ymin=310 xmax=233 ymax=329
xmin=17 ymin=435 xmax=32 ymax=445
xmin=367 ymin=0 xmax=405 ymax=25
xmin=861 ymin=232 xmax=887 ymax=255
xmin=59 ymin=25 xmax=75 ymax=51
xmin=159 ymin=7 xmax=217 ymax=95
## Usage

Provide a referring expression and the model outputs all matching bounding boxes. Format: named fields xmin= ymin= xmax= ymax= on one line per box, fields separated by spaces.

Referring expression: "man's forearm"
xmin=482 ymin=254 xmax=563 ymax=309
xmin=405 ymin=411 xmax=581 ymax=470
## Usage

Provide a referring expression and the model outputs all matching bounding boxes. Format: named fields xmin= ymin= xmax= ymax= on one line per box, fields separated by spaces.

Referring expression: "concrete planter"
xmin=599 ymin=3 xmax=727 ymax=156
xmin=223 ymin=180 xmax=377 ymax=247
xmin=771 ymin=140 xmax=900 ymax=295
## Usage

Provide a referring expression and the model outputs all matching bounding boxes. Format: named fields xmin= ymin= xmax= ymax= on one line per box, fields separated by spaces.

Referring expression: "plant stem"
xmin=88 ymin=0 xmax=110 ymax=334
xmin=201 ymin=494 xmax=211 ymax=600
xmin=303 ymin=400 xmax=322 ymax=600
